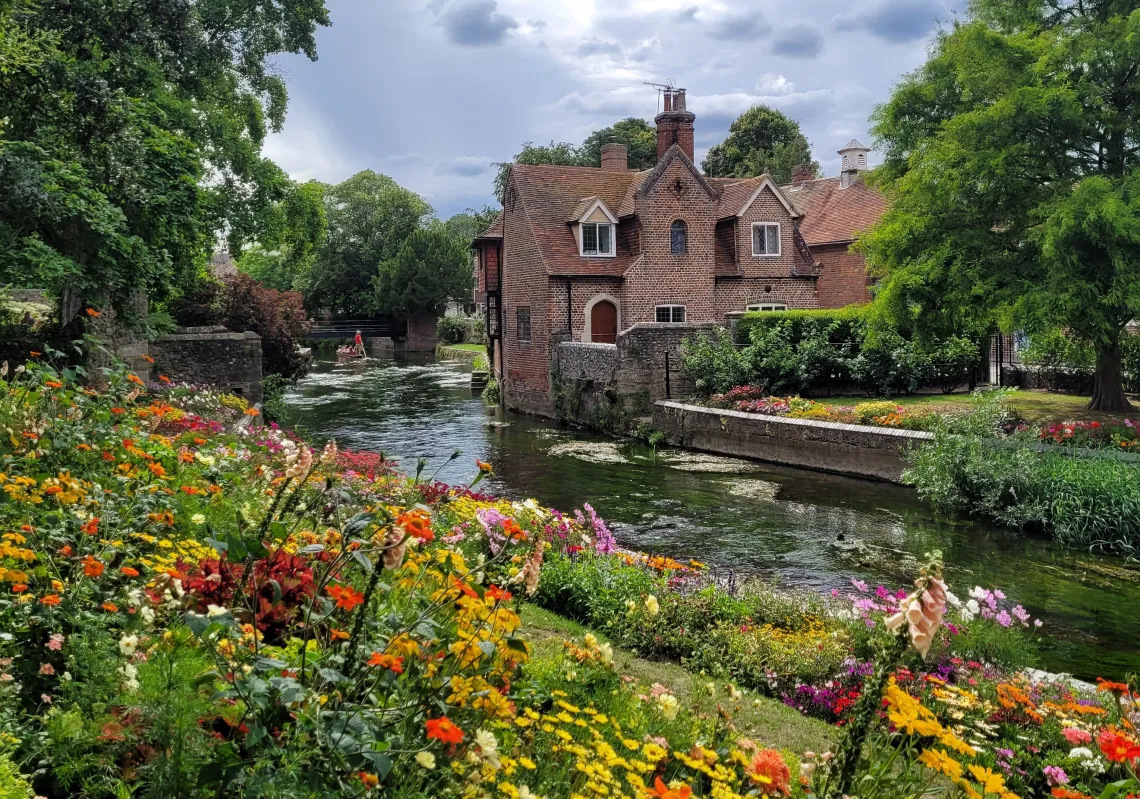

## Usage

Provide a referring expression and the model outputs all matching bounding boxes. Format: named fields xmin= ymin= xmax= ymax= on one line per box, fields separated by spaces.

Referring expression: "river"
xmin=284 ymin=355 xmax=1140 ymax=679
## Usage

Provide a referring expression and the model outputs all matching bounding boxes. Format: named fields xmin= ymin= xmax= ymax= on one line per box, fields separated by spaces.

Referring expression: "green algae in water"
xmin=656 ymin=450 xmax=767 ymax=474
xmin=547 ymin=441 xmax=630 ymax=465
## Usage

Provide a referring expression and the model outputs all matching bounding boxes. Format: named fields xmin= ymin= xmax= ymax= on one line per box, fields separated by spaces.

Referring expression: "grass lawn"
xmin=441 ymin=343 xmax=486 ymax=353
xmin=820 ymin=389 xmax=1138 ymax=425
xmin=519 ymin=604 xmax=834 ymax=753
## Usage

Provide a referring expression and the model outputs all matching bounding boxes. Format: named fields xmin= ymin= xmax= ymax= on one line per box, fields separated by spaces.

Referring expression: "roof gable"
xmin=568 ymin=196 xmax=618 ymax=224
xmin=735 ymin=176 xmax=800 ymax=220
xmin=637 ymin=144 xmax=716 ymax=200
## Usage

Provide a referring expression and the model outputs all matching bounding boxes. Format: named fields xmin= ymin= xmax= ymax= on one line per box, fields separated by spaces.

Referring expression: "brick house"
xmin=473 ymin=88 xmax=887 ymax=415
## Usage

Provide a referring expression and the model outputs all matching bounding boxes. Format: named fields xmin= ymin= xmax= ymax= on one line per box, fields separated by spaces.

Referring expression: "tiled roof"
xmin=475 ymin=214 xmax=503 ymax=240
xmin=510 ymin=163 xmax=639 ymax=277
xmin=781 ymin=177 xmax=887 ymax=245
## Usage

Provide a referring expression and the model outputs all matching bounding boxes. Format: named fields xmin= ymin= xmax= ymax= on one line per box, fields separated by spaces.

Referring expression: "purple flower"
xmin=1043 ymin=766 xmax=1068 ymax=787
xmin=996 ymin=610 xmax=1012 ymax=628
xmin=1012 ymin=605 xmax=1030 ymax=625
xmin=851 ymin=579 xmax=869 ymax=593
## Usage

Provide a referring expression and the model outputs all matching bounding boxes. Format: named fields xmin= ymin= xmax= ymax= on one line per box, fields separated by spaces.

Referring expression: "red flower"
xmin=11 ymin=584 xmax=27 ymax=594
xmin=326 ymin=584 xmax=365 ymax=612
xmin=425 ymin=717 xmax=464 ymax=744
xmin=367 ymin=652 xmax=404 ymax=674
xmin=81 ymin=517 xmax=99 ymax=536
xmin=1098 ymin=730 xmax=1140 ymax=763
xmin=486 ymin=585 xmax=513 ymax=603
xmin=40 ymin=594 xmax=62 ymax=606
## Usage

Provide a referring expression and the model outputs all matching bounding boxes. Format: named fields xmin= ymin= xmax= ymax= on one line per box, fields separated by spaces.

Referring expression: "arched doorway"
xmin=589 ymin=299 xmax=618 ymax=344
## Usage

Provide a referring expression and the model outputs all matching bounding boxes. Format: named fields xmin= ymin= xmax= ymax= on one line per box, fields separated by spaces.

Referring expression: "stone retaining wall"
xmin=150 ymin=326 xmax=263 ymax=402
xmin=557 ymin=342 xmax=618 ymax=383
xmin=653 ymin=401 xmax=932 ymax=483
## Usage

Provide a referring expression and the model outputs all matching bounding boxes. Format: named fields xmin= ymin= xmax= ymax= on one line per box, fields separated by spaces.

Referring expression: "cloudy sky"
xmin=264 ymin=0 xmax=963 ymax=219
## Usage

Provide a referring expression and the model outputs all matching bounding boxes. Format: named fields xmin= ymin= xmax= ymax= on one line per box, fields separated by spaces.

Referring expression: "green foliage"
xmin=701 ymin=105 xmax=819 ymax=182
xmin=373 ymin=225 xmax=472 ymax=318
xmin=860 ymin=1 xmax=1140 ymax=409
xmin=481 ymin=377 xmax=500 ymax=404
xmin=0 ymin=747 xmax=31 ymax=799
xmin=904 ymin=392 xmax=1140 ymax=554
xmin=853 ymin=401 xmax=898 ymax=423
xmin=680 ymin=327 xmax=752 ymax=396
xmin=260 ymin=374 xmax=292 ymax=423
xmin=579 ymin=118 xmax=658 ymax=170
xmin=437 ymin=315 xmax=469 ymax=345
xmin=735 ymin=306 xmax=867 ymax=346
xmin=0 ymin=0 xmax=330 ymax=318
xmin=236 ymin=181 xmax=328 ymax=292
xmin=299 ymin=171 xmax=432 ymax=316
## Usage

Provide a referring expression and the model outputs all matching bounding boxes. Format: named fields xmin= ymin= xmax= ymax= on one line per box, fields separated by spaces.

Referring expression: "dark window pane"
xmin=655 ymin=307 xmax=670 ymax=323
xmin=766 ymin=224 xmax=780 ymax=254
xmin=753 ymin=225 xmax=765 ymax=254
xmin=670 ymin=220 xmax=687 ymax=254
xmin=672 ymin=306 xmax=686 ymax=323
xmin=598 ymin=223 xmax=611 ymax=254
xmin=516 ymin=307 xmax=531 ymax=343
xmin=582 ymin=224 xmax=598 ymax=254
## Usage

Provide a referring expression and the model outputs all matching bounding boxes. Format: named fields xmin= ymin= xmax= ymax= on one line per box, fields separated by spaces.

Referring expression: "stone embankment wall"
xmin=552 ymin=323 xmax=714 ymax=429
xmin=150 ymin=326 xmax=263 ymax=402
xmin=653 ymin=401 xmax=932 ymax=483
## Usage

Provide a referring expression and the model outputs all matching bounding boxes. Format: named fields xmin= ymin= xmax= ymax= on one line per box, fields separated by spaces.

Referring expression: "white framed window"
xmin=751 ymin=222 xmax=781 ymax=257
xmin=747 ymin=303 xmax=788 ymax=312
xmin=580 ymin=222 xmax=614 ymax=257
xmin=655 ymin=305 xmax=686 ymax=323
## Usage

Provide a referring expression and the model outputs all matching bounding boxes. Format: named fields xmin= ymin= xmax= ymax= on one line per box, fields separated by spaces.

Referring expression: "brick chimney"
xmin=791 ymin=164 xmax=814 ymax=186
xmin=655 ymin=88 xmax=695 ymax=163
xmin=600 ymin=142 xmax=629 ymax=172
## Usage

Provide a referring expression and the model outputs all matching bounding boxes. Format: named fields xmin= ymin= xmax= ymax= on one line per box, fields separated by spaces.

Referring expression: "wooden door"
xmin=590 ymin=301 xmax=617 ymax=344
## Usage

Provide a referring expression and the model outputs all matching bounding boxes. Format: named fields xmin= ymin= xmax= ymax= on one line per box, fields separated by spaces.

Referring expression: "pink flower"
xmin=996 ymin=610 xmax=1012 ymax=628
xmin=38 ymin=663 xmax=55 ymax=675
xmin=1062 ymin=727 xmax=1092 ymax=745
xmin=40 ymin=694 xmax=52 ymax=704
xmin=1043 ymin=765 xmax=1068 ymax=786
xmin=0 ymin=674 xmax=13 ymax=682
xmin=47 ymin=633 xmax=64 ymax=651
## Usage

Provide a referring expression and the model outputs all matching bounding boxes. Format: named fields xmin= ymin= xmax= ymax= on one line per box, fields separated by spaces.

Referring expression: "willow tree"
xmin=860 ymin=0 xmax=1140 ymax=411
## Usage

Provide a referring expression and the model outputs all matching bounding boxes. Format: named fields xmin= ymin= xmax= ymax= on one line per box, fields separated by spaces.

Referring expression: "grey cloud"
xmin=834 ymin=0 xmax=946 ymax=43
xmin=436 ymin=156 xmax=494 ymax=177
xmin=576 ymin=38 xmax=623 ymax=58
xmin=674 ymin=6 xmax=699 ymax=23
xmin=436 ymin=0 xmax=518 ymax=46
xmin=771 ymin=24 xmax=825 ymax=59
xmin=628 ymin=39 xmax=659 ymax=63
xmin=526 ymin=19 xmax=547 ymax=30
xmin=706 ymin=9 xmax=768 ymax=41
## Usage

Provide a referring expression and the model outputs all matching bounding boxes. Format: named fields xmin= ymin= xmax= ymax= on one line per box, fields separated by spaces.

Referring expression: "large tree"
xmin=580 ymin=117 xmax=658 ymax=171
xmin=373 ymin=225 xmax=472 ymax=319
xmin=701 ymin=105 xmax=819 ymax=183
xmin=0 ymin=0 xmax=330 ymax=320
xmin=859 ymin=0 xmax=1140 ymax=411
xmin=299 ymin=171 xmax=432 ymax=317
xmin=237 ymin=180 xmax=328 ymax=291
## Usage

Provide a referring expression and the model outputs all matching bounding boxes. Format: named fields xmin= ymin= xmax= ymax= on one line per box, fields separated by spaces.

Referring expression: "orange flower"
xmin=425 ymin=717 xmax=464 ymax=744
xmin=142 ymin=355 xmax=155 ymax=364
xmin=44 ymin=485 xmax=62 ymax=495
xmin=326 ymin=584 xmax=365 ymax=612
xmin=58 ymin=544 xmax=72 ymax=556
xmin=329 ymin=628 xmax=351 ymax=641
xmin=40 ymin=594 xmax=62 ymax=606
xmin=101 ymin=602 xmax=119 ymax=612
xmin=85 ymin=308 xmax=101 ymax=317
xmin=44 ymin=380 xmax=62 ymax=389
xmin=1098 ymin=730 xmax=1140 ymax=763
xmin=178 ymin=449 xmax=195 ymax=463
xmin=396 ymin=510 xmax=434 ymax=542
xmin=244 ymin=407 xmax=260 ymax=416
xmin=82 ymin=556 xmax=105 ymax=578
xmin=11 ymin=584 xmax=27 ymax=594
xmin=76 ymin=443 xmax=92 ymax=451
xmin=180 ymin=485 xmax=201 ymax=495
xmin=476 ymin=459 xmax=493 ymax=473
xmin=358 ymin=772 xmax=379 ymax=790
xmin=147 ymin=461 xmax=166 ymax=478
xmin=1052 ymin=788 xmax=1095 ymax=799
xmin=159 ymin=375 xmax=171 ymax=384
xmin=486 ymin=585 xmax=513 ymax=603
xmin=120 ymin=566 xmax=140 ymax=577
xmin=645 ymin=778 xmax=693 ymax=799
xmin=110 ymin=407 xmax=125 ymax=415
xmin=746 ymin=749 xmax=791 ymax=794
xmin=127 ymin=373 xmax=144 ymax=386
xmin=194 ymin=437 xmax=207 ymax=446
xmin=29 ymin=351 xmax=41 ymax=356
xmin=81 ymin=517 xmax=99 ymax=536
xmin=1096 ymin=677 xmax=1132 ymax=696
xmin=102 ymin=451 xmax=115 ymax=462
xmin=367 ymin=652 xmax=404 ymax=673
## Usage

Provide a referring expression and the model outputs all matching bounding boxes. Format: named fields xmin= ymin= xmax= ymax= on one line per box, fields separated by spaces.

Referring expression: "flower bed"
xmin=0 ymin=356 xmax=1137 ymax=799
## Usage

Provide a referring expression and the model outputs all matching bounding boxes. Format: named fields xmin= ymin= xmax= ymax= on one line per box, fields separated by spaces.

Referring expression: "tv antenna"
xmin=643 ymin=79 xmax=678 ymax=113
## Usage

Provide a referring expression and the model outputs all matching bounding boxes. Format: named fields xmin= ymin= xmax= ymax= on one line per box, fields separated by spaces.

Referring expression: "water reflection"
xmin=284 ymin=357 xmax=1140 ymax=679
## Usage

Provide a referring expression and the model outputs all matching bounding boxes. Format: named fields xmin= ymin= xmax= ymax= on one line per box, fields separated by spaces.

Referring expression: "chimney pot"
xmin=600 ymin=142 xmax=629 ymax=172
xmin=792 ymin=164 xmax=814 ymax=185
xmin=673 ymin=89 xmax=686 ymax=112
xmin=663 ymin=92 xmax=672 ymax=113
xmin=654 ymin=86 xmax=696 ymax=163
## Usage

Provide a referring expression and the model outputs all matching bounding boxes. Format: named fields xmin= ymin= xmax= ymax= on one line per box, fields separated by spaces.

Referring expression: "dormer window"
xmin=581 ymin=222 xmax=613 ymax=256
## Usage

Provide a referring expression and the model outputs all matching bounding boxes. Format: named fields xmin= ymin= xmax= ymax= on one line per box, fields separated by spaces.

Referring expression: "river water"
xmin=284 ymin=356 xmax=1140 ymax=679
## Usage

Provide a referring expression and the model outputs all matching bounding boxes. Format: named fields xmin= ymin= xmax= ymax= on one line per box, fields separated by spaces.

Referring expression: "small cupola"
xmin=838 ymin=139 xmax=870 ymax=188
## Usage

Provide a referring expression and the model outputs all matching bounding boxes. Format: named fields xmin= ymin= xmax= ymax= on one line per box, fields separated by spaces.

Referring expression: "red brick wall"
xmin=550 ymin=277 xmax=625 ymax=342
xmin=623 ymin=157 xmax=719 ymax=325
xmin=500 ymin=191 xmax=554 ymax=415
xmin=814 ymin=242 xmax=873 ymax=308
xmin=735 ymin=187 xmax=799 ymax=279
xmin=713 ymin=278 xmax=818 ymax=315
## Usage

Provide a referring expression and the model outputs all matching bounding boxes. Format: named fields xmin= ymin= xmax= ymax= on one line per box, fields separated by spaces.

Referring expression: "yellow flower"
xmin=917 ymin=748 xmax=963 ymax=781
xmin=645 ymin=595 xmax=660 ymax=616
xmin=415 ymin=751 xmax=436 ymax=770
xmin=967 ymin=765 xmax=1006 ymax=795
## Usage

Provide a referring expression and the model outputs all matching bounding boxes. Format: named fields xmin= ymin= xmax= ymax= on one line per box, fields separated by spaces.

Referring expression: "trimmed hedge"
xmin=734 ymin=305 xmax=867 ymax=346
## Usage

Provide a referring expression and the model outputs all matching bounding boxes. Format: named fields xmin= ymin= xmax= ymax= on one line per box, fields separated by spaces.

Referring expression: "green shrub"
xmin=260 ymin=373 xmax=292 ymax=422
xmin=437 ymin=314 xmax=468 ymax=344
xmin=680 ymin=327 xmax=751 ymax=395
xmin=0 ymin=748 xmax=32 ymax=799
xmin=734 ymin=305 xmax=867 ymax=346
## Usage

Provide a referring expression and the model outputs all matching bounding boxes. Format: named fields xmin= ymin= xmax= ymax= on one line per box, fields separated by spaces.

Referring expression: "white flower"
xmin=656 ymin=693 xmax=679 ymax=720
xmin=118 ymin=635 xmax=139 ymax=656
xmin=1069 ymin=747 xmax=1094 ymax=760
xmin=119 ymin=663 xmax=139 ymax=691
xmin=474 ymin=729 xmax=500 ymax=770
xmin=599 ymin=643 xmax=614 ymax=664
xmin=518 ymin=788 xmax=543 ymax=799
xmin=415 ymin=751 xmax=436 ymax=770
xmin=645 ymin=595 xmax=660 ymax=616
xmin=206 ymin=604 xmax=228 ymax=617
xmin=728 ymin=684 xmax=743 ymax=700
xmin=191 ymin=513 xmax=206 ymax=525
xmin=140 ymin=606 xmax=155 ymax=627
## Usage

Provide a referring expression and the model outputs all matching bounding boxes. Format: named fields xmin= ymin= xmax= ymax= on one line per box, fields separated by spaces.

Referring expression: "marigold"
xmin=11 ymin=584 xmax=27 ymax=594
xmin=102 ymin=602 xmax=119 ymax=612
xmin=326 ymin=583 xmax=365 ymax=612
xmin=40 ymin=594 xmax=61 ymax=606
xmin=1096 ymin=677 xmax=1132 ymax=696
xmin=159 ymin=375 xmax=171 ymax=384
xmin=476 ymin=459 xmax=493 ymax=473
xmin=111 ymin=407 xmax=125 ymax=415
xmin=359 ymin=772 xmax=379 ymax=789
xmin=243 ymin=407 xmax=260 ymax=416
xmin=918 ymin=749 xmax=963 ymax=782
xmin=367 ymin=652 xmax=404 ymax=674
xmin=142 ymin=355 xmax=155 ymax=364
xmin=44 ymin=380 xmax=62 ymax=389
xmin=82 ymin=556 xmax=105 ymax=578
xmin=396 ymin=510 xmax=433 ymax=542
xmin=425 ymin=716 xmax=464 ymax=744
xmin=127 ymin=373 xmax=145 ymax=386
xmin=81 ymin=517 xmax=99 ymax=535
xmin=1051 ymin=788 xmax=1095 ymax=799
xmin=746 ymin=749 xmax=791 ymax=794
xmin=120 ymin=566 xmax=140 ymax=577
xmin=645 ymin=778 xmax=692 ymax=799
xmin=85 ymin=308 xmax=101 ymax=317
xmin=487 ymin=585 xmax=513 ymax=603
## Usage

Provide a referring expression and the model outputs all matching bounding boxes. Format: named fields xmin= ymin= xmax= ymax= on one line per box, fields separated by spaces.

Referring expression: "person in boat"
xmin=354 ymin=330 xmax=365 ymax=356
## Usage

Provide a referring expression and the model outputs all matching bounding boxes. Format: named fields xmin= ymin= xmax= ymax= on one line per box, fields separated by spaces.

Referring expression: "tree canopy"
xmin=0 ymin=0 xmax=330 ymax=321
xmin=236 ymin=180 xmax=328 ymax=292
xmin=858 ymin=0 xmax=1140 ymax=410
xmin=299 ymin=171 xmax=433 ymax=317
xmin=374 ymin=226 xmax=473 ymax=319
xmin=701 ymin=105 xmax=818 ymax=183
xmin=580 ymin=118 xmax=658 ymax=171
